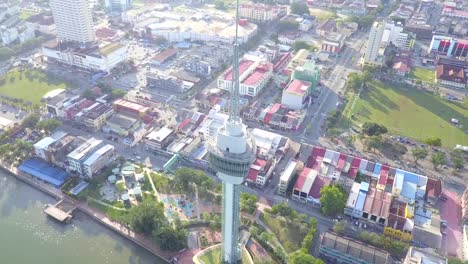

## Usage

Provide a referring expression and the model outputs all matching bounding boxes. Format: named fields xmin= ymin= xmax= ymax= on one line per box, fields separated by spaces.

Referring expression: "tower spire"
xmin=228 ymin=0 xmax=241 ymax=123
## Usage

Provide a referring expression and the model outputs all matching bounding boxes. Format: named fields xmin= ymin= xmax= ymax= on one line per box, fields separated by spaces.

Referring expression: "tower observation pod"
xmin=206 ymin=0 xmax=256 ymax=261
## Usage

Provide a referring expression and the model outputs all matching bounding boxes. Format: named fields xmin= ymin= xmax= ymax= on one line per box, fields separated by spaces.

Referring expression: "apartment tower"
xmin=50 ymin=0 xmax=95 ymax=43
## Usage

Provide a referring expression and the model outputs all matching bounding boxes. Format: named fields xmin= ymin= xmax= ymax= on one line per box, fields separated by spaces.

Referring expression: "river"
xmin=0 ymin=170 xmax=166 ymax=264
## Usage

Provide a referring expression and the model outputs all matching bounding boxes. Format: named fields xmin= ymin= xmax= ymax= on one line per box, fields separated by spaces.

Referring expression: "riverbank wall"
xmin=0 ymin=163 xmax=172 ymax=263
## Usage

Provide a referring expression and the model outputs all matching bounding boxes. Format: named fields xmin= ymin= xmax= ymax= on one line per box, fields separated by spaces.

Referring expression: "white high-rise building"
xmin=50 ymin=0 xmax=95 ymax=43
xmin=363 ymin=21 xmax=385 ymax=66
xmin=383 ymin=22 xmax=411 ymax=50
xmin=105 ymin=0 xmax=133 ymax=12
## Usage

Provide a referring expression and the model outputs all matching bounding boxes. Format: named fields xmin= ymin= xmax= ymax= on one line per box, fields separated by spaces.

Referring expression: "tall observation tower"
xmin=207 ymin=0 xmax=256 ymax=261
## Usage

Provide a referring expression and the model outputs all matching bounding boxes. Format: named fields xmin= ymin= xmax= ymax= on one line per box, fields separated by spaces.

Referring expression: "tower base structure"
xmin=219 ymin=173 xmax=242 ymax=263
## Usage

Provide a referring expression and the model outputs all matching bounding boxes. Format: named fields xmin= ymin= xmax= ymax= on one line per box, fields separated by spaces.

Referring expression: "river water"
xmin=0 ymin=170 xmax=166 ymax=264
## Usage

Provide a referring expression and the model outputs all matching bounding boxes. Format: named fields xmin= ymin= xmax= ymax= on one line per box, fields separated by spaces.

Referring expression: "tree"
xmin=293 ymin=40 xmax=310 ymax=52
xmin=214 ymin=0 xmax=226 ymax=10
xmin=347 ymin=73 xmax=362 ymax=91
xmin=240 ymin=192 xmax=257 ymax=214
xmin=271 ymin=202 xmax=296 ymax=218
xmin=424 ymin=137 xmax=442 ymax=147
xmin=348 ymin=15 xmax=374 ymax=28
xmin=411 ymin=147 xmax=428 ymax=164
xmin=431 ymin=152 xmax=446 ymax=169
xmin=333 ymin=221 xmax=345 ymax=234
xmin=366 ymin=135 xmax=385 ymax=152
xmin=82 ymin=89 xmax=97 ymax=100
xmin=172 ymin=168 xmax=214 ymax=194
xmin=277 ymin=20 xmax=299 ymax=33
xmin=355 ymin=171 xmax=365 ymax=183
xmin=153 ymin=226 xmax=187 ymax=251
xmin=362 ymin=122 xmax=388 ymax=136
xmin=126 ymin=201 xmax=165 ymax=236
xmin=0 ymin=47 xmax=14 ymax=61
xmin=447 ymin=258 xmax=466 ymax=264
xmin=320 ymin=184 xmax=346 ymax=217
xmin=200 ymin=235 xmax=209 ymax=247
xmin=153 ymin=36 xmax=167 ymax=46
xmin=270 ymin=33 xmax=279 ymax=44
xmin=110 ymin=88 xmax=126 ymax=99
xmin=249 ymin=225 xmax=259 ymax=236
xmin=290 ymin=1 xmax=310 ymax=16
xmin=451 ymin=150 xmax=464 ymax=170
xmin=22 ymin=114 xmax=40 ymax=129
xmin=289 ymin=249 xmax=324 ymax=264
xmin=37 ymin=118 xmax=62 ymax=132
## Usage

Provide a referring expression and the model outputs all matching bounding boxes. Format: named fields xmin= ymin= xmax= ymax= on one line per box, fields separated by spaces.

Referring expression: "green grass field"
xmin=19 ymin=11 xmax=34 ymax=20
xmin=309 ymin=8 xmax=337 ymax=22
xmin=349 ymin=80 xmax=467 ymax=148
xmin=115 ymin=181 xmax=126 ymax=192
xmin=198 ymin=245 xmax=251 ymax=264
xmin=409 ymin=67 xmax=435 ymax=83
xmin=0 ymin=69 xmax=67 ymax=105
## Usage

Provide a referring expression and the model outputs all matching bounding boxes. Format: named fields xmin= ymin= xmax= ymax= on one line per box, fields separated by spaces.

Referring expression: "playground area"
xmin=162 ymin=195 xmax=195 ymax=220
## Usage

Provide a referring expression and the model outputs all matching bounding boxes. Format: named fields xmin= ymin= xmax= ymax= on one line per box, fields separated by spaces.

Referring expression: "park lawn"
xmin=20 ymin=11 xmax=34 ymax=20
xmin=350 ymin=80 xmax=468 ymax=148
xmin=262 ymin=213 xmax=306 ymax=253
xmin=115 ymin=181 xmax=126 ymax=192
xmin=199 ymin=247 xmax=220 ymax=264
xmin=88 ymin=200 xmax=128 ymax=222
xmin=198 ymin=246 xmax=252 ymax=264
xmin=309 ymin=8 xmax=337 ymax=22
xmin=0 ymin=69 xmax=67 ymax=105
xmin=409 ymin=67 xmax=435 ymax=83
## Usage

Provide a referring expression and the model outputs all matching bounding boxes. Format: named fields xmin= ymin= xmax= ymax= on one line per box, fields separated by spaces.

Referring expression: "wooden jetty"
xmin=44 ymin=199 xmax=76 ymax=223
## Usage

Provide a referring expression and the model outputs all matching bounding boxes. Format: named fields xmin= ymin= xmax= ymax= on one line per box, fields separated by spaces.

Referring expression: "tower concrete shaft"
xmin=207 ymin=0 xmax=255 ymax=261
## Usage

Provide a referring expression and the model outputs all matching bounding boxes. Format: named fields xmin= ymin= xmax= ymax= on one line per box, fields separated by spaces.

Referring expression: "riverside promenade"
xmin=0 ymin=162 xmax=175 ymax=263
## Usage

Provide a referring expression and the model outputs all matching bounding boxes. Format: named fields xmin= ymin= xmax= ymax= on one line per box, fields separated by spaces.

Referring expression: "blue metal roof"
xmin=18 ymin=159 xmax=70 ymax=187
xmin=394 ymin=170 xmax=405 ymax=190
xmin=401 ymin=181 xmax=417 ymax=200
xmin=360 ymin=182 xmax=369 ymax=192
xmin=355 ymin=191 xmax=366 ymax=211
xmin=404 ymin=171 xmax=419 ymax=185
xmin=373 ymin=163 xmax=382 ymax=176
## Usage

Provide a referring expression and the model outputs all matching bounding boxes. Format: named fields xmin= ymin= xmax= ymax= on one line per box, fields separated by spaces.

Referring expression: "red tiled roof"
xmin=224 ymin=60 xmax=254 ymax=81
xmin=337 ymin=153 xmax=348 ymax=171
xmin=307 ymin=147 xmax=325 ymax=168
xmin=269 ymin=103 xmax=281 ymax=113
xmin=178 ymin=118 xmax=191 ymax=130
xmin=393 ymin=61 xmax=409 ymax=73
xmin=308 ymin=176 xmax=331 ymax=199
xmin=264 ymin=112 xmax=273 ymax=123
xmin=151 ymin=48 xmax=178 ymax=63
xmin=142 ymin=115 xmax=153 ymax=124
xmin=285 ymin=79 xmax=311 ymax=96
xmin=348 ymin=157 xmax=362 ymax=179
xmin=436 ymin=64 xmax=466 ymax=83
xmin=378 ymin=165 xmax=390 ymax=185
xmin=274 ymin=52 xmax=292 ymax=72
xmin=113 ymin=99 xmax=149 ymax=113
xmin=253 ymin=158 xmax=267 ymax=168
xmin=96 ymin=28 xmax=117 ymax=39
xmin=363 ymin=188 xmax=375 ymax=213
xmin=388 ymin=214 xmax=407 ymax=231
xmin=294 ymin=168 xmax=310 ymax=191
xmin=426 ymin=178 xmax=442 ymax=198
xmin=247 ymin=169 xmax=259 ymax=182
xmin=243 ymin=68 xmax=268 ymax=85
